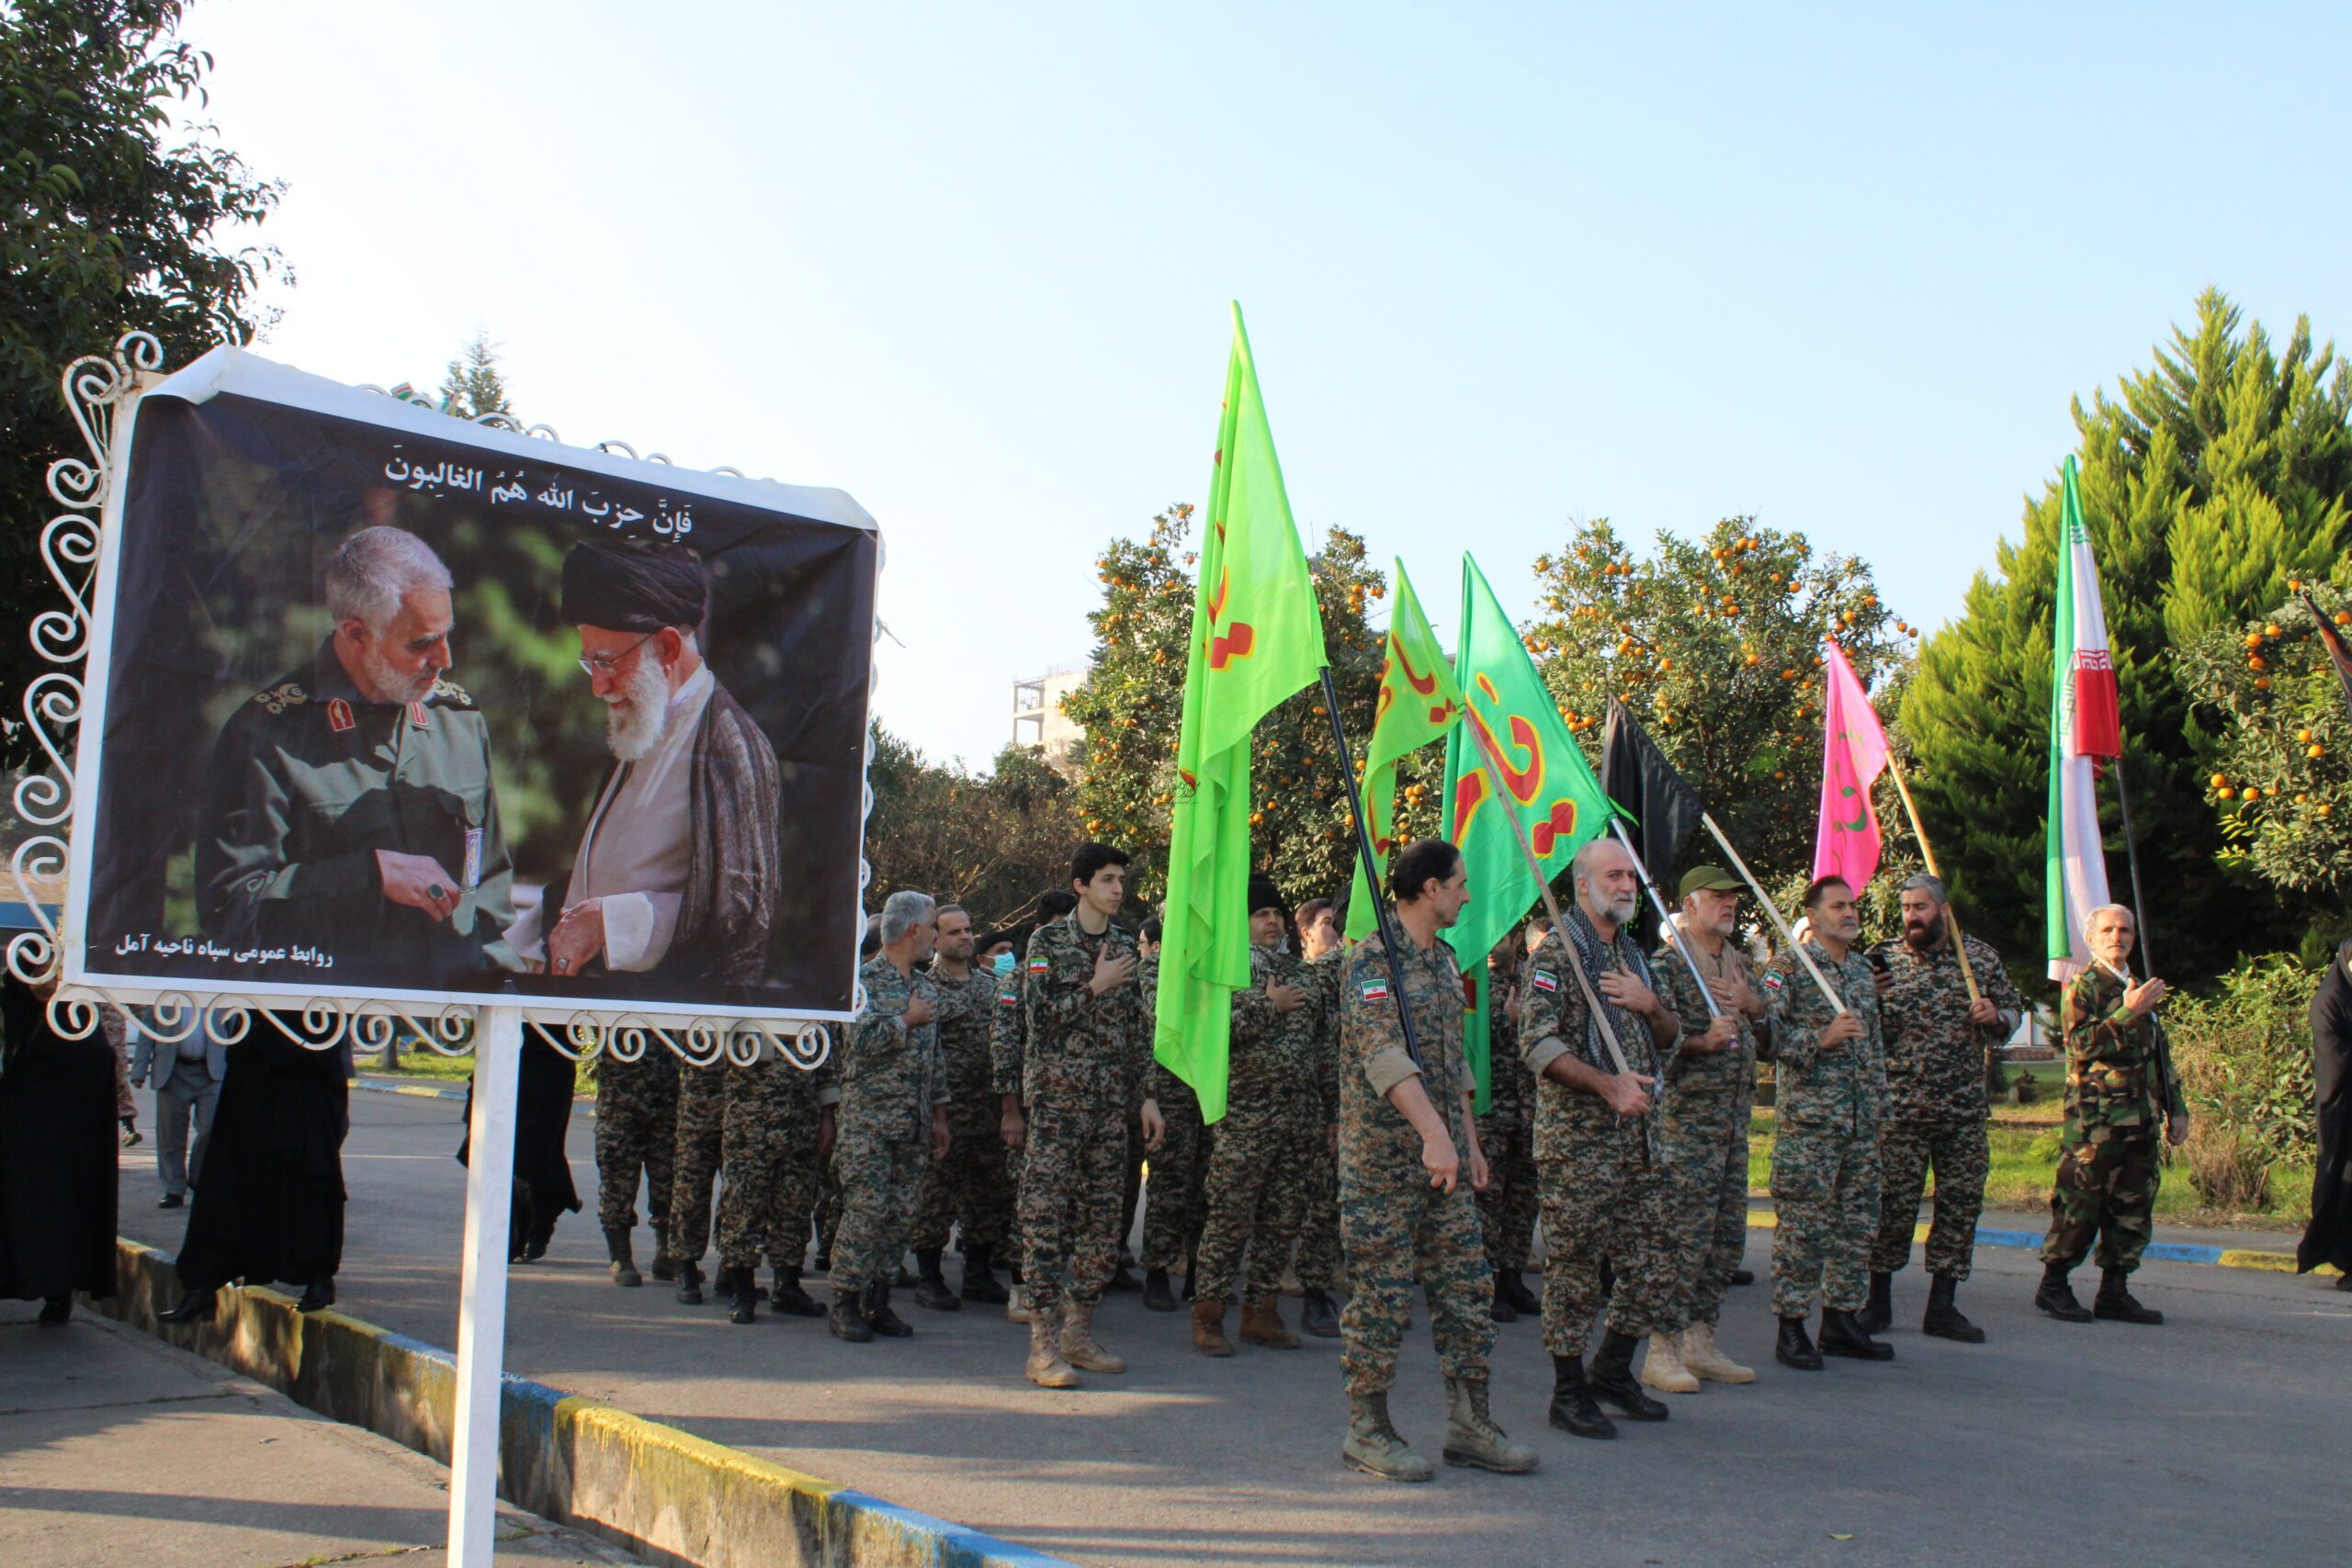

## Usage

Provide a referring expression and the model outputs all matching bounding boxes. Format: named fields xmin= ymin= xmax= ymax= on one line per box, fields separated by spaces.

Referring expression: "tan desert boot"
xmin=1441 ymin=1375 xmax=1539 ymax=1473
xmin=1191 ymin=1299 xmax=1235 ymax=1357
xmin=1239 ymin=1296 xmax=1301 ymax=1348
xmin=1005 ymin=1282 xmax=1034 ymax=1324
xmin=1025 ymin=1316 xmax=1079 ymax=1389
xmin=1341 ymin=1391 xmax=1433 ymax=1483
xmin=1059 ymin=1299 xmax=1127 ymax=1373
xmin=1680 ymin=1322 xmax=1756 ymax=1384
xmin=1639 ymin=1330 xmax=1701 ymax=1393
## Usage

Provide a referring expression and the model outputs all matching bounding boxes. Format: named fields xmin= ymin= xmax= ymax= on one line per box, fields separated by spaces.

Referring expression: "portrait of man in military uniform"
xmin=193 ymin=525 xmax=522 ymax=985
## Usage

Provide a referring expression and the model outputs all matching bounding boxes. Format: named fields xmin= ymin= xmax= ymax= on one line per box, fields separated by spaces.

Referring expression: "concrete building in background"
xmin=1012 ymin=668 xmax=1087 ymax=768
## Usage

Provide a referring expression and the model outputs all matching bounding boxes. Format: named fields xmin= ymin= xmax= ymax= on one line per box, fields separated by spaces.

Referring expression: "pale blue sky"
xmin=179 ymin=1 xmax=2351 ymax=765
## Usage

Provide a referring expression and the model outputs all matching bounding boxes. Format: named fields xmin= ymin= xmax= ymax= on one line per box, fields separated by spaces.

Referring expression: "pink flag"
xmin=1814 ymin=639 xmax=1888 ymax=892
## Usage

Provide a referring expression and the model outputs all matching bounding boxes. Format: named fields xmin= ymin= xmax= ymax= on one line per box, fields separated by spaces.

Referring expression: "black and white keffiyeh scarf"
xmin=1560 ymin=903 xmax=1657 ymax=1075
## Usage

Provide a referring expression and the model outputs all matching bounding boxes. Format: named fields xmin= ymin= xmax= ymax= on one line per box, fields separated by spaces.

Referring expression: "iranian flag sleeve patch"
xmin=1361 ymin=977 xmax=1391 ymax=1003
xmin=1763 ymin=971 xmax=1784 ymax=993
xmin=1027 ymin=957 xmax=1050 ymax=976
xmin=1530 ymin=968 xmax=1559 ymax=993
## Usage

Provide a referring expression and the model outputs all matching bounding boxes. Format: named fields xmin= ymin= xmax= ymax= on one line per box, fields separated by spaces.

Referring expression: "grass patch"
xmin=1743 ymin=1110 xmax=2312 ymax=1233
xmin=366 ymin=1043 xmax=599 ymax=1094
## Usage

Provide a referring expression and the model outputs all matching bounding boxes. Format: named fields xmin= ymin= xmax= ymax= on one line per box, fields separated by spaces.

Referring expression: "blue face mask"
xmin=993 ymin=952 xmax=1016 ymax=976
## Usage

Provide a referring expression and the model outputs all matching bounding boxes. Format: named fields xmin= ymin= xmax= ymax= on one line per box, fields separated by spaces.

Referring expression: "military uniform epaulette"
xmin=430 ymin=677 xmax=478 ymax=710
xmin=251 ymin=681 xmax=309 ymax=716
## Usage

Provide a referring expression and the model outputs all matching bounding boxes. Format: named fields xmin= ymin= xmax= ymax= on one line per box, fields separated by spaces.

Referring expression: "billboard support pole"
xmin=448 ymin=1004 xmax=522 ymax=1567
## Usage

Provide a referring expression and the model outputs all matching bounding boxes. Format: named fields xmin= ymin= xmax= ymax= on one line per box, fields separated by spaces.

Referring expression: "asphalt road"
xmin=116 ymin=1089 xmax=2350 ymax=1568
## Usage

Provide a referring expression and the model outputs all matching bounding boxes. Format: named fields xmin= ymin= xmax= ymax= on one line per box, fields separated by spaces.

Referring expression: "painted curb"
xmin=96 ymin=1238 xmax=1076 ymax=1568
xmin=1742 ymin=1209 xmax=2339 ymax=1277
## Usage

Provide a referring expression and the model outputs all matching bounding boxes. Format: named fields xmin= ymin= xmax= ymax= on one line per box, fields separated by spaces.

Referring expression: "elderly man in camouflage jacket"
xmin=1861 ymin=874 xmax=2024 ymax=1344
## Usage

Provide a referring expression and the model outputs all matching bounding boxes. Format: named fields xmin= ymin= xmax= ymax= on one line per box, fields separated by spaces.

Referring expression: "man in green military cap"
xmin=196 ymin=525 xmax=520 ymax=986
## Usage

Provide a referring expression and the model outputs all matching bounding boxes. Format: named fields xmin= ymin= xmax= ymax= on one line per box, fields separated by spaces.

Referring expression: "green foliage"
xmin=2178 ymin=580 xmax=2352 ymax=906
xmin=2166 ymin=953 xmax=2320 ymax=1167
xmin=2 ymin=0 xmax=287 ymax=767
xmin=862 ymin=725 xmax=1085 ymax=926
xmin=1522 ymin=516 xmax=1910 ymax=884
xmin=438 ymin=329 xmax=513 ymax=421
xmin=1901 ymin=290 xmax=2352 ymax=987
xmin=1060 ymin=504 xmax=1393 ymax=911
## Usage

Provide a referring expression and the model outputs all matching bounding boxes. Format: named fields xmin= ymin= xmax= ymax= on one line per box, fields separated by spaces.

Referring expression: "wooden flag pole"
xmin=1606 ymin=818 xmax=1724 ymax=1018
xmin=1883 ymin=754 xmax=1984 ymax=1008
xmin=1700 ymin=811 xmax=1849 ymax=1015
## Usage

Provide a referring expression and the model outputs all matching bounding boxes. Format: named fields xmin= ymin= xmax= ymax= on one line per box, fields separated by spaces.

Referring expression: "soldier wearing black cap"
xmin=505 ymin=537 xmax=797 ymax=1305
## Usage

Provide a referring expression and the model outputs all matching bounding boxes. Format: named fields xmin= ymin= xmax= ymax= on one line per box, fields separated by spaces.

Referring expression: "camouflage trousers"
xmin=829 ymin=1119 xmax=928 ymax=1296
xmin=1770 ymin=1122 xmax=1881 ymax=1318
xmin=1337 ymin=1130 xmax=1494 ymax=1396
xmin=1473 ymin=1106 xmax=1537 ymax=1274
xmin=1194 ymin=1094 xmax=1316 ymax=1304
xmin=1536 ymin=1108 xmax=1680 ymax=1358
xmin=1018 ymin=1096 xmax=1127 ymax=1314
xmin=1295 ymin=1134 xmax=1342 ymax=1290
xmin=665 ymin=1063 xmax=729 ymax=1264
xmin=594 ymin=1048 xmax=678 ymax=1235
xmin=910 ymin=1089 xmax=1015 ymax=1253
xmin=713 ymin=1057 xmax=824 ymax=1272
xmin=2041 ymin=1130 xmax=2161 ymax=1275
xmin=1871 ymin=1116 xmax=1990 ymax=1280
xmin=1659 ymin=1080 xmax=1750 ymax=1328
xmin=1139 ymin=1078 xmax=1212 ymax=1273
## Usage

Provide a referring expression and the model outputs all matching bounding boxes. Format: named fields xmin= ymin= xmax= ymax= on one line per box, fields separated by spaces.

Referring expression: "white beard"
xmin=353 ymin=639 xmax=436 ymax=705
xmin=603 ymin=657 xmax=671 ymax=761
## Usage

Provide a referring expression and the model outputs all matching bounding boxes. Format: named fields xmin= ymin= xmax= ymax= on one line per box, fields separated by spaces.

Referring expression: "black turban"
xmin=560 ymin=539 xmax=708 ymax=633
xmin=1248 ymin=873 xmax=1287 ymax=920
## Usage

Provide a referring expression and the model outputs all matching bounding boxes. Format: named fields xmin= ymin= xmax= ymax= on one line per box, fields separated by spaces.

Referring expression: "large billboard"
xmin=63 ymin=348 xmax=876 ymax=1021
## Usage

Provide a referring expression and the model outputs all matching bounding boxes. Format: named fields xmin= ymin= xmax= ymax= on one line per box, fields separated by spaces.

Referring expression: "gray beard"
xmin=604 ymin=659 xmax=671 ymax=761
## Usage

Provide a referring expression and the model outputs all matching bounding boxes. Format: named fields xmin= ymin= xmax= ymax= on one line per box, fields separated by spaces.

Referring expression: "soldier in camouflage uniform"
xmin=1336 ymin=839 xmax=1534 ymax=1484
xmin=1863 ymin=874 xmax=2025 ymax=1344
xmin=714 ymin=1034 xmax=836 ymax=1324
xmin=2034 ymin=904 xmax=2187 ymax=1326
xmin=594 ymin=1046 xmax=679 ymax=1288
xmin=1475 ymin=953 xmax=1539 ymax=1324
xmin=1647 ymin=868 xmax=1768 ymax=1388
xmin=1186 ymin=876 xmax=1329 ymax=1355
xmin=1139 ymin=919 xmax=1216 ymax=1314
xmin=910 ymin=905 xmax=1014 ymax=1309
xmin=1287 ymin=900 xmax=1348 ymax=1338
xmin=830 ymin=891 xmax=951 ymax=1343
xmin=1762 ymin=875 xmax=1894 ymax=1370
xmin=665 ymin=1060 xmax=729 ymax=1303
xmin=1016 ymin=847 xmax=1146 ymax=1387
xmin=992 ymin=890 xmax=1078 ymax=1325
xmin=1519 ymin=839 xmax=1685 ymax=1438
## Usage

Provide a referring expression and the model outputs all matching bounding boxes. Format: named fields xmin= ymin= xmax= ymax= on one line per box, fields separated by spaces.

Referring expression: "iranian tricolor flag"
xmin=2045 ymin=456 xmax=2121 ymax=980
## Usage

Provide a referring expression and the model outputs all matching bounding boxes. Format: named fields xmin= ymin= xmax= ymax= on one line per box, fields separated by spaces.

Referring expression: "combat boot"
xmin=1818 ymin=1308 xmax=1895 ymax=1360
xmin=1679 ymin=1323 xmax=1755 ymax=1384
xmin=1190 ymin=1299 xmax=1235 ymax=1357
xmin=2033 ymin=1261 xmax=2094 ymax=1323
xmin=829 ymin=1291 xmax=873 ymax=1343
xmin=1059 ymin=1300 xmax=1125 ymax=1371
xmin=1589 ymin=1329 xmax=1670 ymax=1420
xmin=1922 ymin=1274 xmax=1984 ymax=1342
xmin=1639 ymin=1331 xmax=1700 ymax=1393
xmin=862 ymin=1281 xmax=914 ymax=1338
xmin=771 ymin=1264 xmax=825 ymax=1318
xmin=1300 ymin=1287 xmax=1340 ymax=1339
xmin=1005 ymin=1281 xmax=1035 ymax=1324
xmin=2093 ymin=1268 xmax=2164 ymax=1325
xmin=1546 ymin=1355 xmax=1616 ymax=1439
xmin=1775 ymin=1314 xmax=1823 ymax=1371
xmin=1240 ymin=1296 xmax=1300 ymax=1348
xmin=1488 ymin=1276 xmax=1518 ymax=1323
xmin=728 ymin=1268 xmax=758 ymax=1325
xmin=1442 ymin=1375 xmax=1539 ymax=1473
xmin=605 ymin=1228 xmax=642 ymax=1288
xmin=913 ymin=1247 xmax=962 ymax=1313
xmin=1498 ymin=1269 xmax=1542 ymax=1315
xmin=1341 ymin=1391 xmax=1434 ymax=1483
xmin=1856 ymin=1270 xmax=1894 ymax=1335
xmin=649 ymin=1226 xmax=678 ymax=1283
xmin=674 ymin=1259 xmax=705 ymax=1306
xmin=1025 ymin=1315 xmax=1080 ymax=1389
xmin=960 ymin=1242 xmax=1010 ymax=1305
xmin=1142 ymin=1269 xmax=1179 ymax=1313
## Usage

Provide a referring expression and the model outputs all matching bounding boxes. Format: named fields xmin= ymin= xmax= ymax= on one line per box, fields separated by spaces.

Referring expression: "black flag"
xmin=1601 ymin=696 xmax=1703 ymax=889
